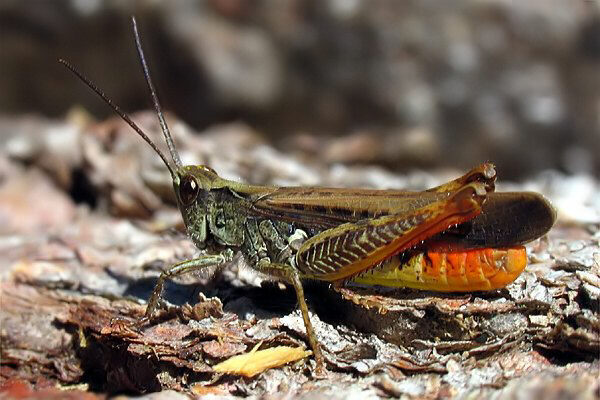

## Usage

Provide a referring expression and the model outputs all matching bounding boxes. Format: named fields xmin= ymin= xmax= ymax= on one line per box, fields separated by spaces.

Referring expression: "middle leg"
xmin=255 ymin=260 xmax=326 ymax=375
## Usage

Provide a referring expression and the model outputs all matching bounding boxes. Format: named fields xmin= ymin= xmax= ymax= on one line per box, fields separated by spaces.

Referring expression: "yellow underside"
xmin=351 ymin=247 xmax=527 ymax=292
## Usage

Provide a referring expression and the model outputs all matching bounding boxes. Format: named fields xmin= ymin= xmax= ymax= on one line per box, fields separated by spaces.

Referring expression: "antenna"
xmin=59 ymin=58 xmax=176 ymax=179
xmin=131 ymin=16 xmax=182 ymax=169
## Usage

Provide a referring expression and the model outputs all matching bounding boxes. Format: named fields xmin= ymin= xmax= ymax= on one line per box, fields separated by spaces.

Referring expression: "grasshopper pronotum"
xmin=60 ymin=17 xmax=556 ymax=374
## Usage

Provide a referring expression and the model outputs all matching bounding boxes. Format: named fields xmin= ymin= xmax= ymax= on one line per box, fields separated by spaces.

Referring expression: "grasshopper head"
xmin=170 ymin=164 xmax=220 ymax=246
xmin=174 ymin=165 xmax=219 ymax=208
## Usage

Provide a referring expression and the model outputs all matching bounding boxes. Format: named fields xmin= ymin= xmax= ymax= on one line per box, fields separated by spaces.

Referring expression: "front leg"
xmin=144 ymin=250 xmax=234 ymax=320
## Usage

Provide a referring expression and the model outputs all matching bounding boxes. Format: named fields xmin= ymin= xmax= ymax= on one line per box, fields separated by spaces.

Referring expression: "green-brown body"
xmin=178 ymin=165 xmax=554 ymax=285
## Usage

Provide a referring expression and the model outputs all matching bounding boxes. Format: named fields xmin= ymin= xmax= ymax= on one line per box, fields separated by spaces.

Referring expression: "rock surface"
xmin=1 ymin=114 xmax=598 ymax=399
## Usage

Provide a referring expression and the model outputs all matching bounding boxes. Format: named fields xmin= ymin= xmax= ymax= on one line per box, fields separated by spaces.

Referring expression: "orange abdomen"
xmin=351 ymin=247 xmax=527 ymax=292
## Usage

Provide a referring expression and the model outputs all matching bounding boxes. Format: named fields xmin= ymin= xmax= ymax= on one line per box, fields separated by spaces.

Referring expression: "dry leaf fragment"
xmin=212 ymin=342 xmax=312 ymax=377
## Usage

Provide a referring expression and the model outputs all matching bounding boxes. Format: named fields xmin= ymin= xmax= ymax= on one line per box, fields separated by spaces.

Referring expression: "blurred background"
xmin=2 ymin=3 xmax=599 ymax=396
xmin=1 ymin=0 xmax=599 ymax=179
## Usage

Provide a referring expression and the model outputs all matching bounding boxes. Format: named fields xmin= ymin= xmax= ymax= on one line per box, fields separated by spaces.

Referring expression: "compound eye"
xmin=179 ymin=174 xmax=199 ymax=206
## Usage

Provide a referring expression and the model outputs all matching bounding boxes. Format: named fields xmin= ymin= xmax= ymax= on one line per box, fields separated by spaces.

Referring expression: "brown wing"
xmin=244 ymin=163 xmax=499 ymax=228
xmin=425 ymin=191 xmax=556 ymax=250
xmin=247 ymin=186 xmax=450 ymax=229
xmin=242 ymin=186 xmax=554 ymax=250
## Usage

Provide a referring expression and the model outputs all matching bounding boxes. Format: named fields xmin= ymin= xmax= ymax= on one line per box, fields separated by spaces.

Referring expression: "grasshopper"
xmin=60 ymin=17 xmax=556 ymax=374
